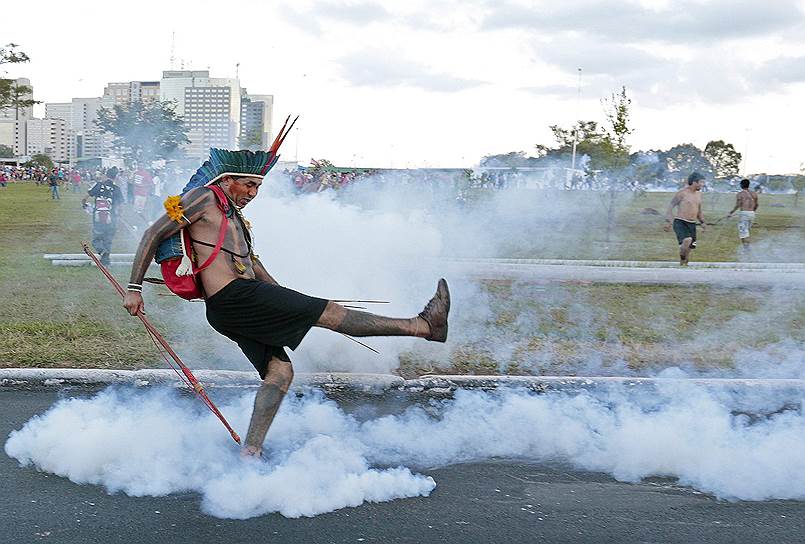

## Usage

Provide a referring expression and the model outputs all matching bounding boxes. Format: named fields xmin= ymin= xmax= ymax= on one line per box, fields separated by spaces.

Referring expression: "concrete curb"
xmin=2 ymin=368 xmax=804 ymax=395
xmin=0 ymin=368 xmax=404 ymax=394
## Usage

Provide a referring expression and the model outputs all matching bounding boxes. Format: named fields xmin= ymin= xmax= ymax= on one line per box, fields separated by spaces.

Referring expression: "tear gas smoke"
xmin=7 ymin=383 xmax=805 ymax=519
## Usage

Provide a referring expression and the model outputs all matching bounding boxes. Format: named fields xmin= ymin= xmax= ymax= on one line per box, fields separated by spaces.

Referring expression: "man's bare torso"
xmin=189 ymin=191 xmax=255 ymax=297
xmin=673 ymin=187 xmax=702 ymax=222
xmin=736 ymin=189 xmax=758 ymax=211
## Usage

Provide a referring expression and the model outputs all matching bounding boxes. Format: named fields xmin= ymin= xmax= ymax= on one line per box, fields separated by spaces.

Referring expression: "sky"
xmin=4 ymin=0 xmax=805 ymax=173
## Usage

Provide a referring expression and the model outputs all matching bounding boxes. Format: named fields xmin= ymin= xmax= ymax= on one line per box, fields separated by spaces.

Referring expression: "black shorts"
xmin=205 ymin=279 xmax=329 ymax=378
xmin=673 ymin=218 xmax=697 ymax=246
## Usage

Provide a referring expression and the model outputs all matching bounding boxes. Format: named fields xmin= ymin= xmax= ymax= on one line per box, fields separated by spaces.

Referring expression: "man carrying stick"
xmin=664 ymin=171 xmax=706 ymax=266
xmin=123 ymin=144 xmax=450 ymax=458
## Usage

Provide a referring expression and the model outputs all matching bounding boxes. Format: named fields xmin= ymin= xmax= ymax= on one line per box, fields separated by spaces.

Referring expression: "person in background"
xmin=664 ymin=172 xmax=706 ymax=266
xmin=728 ymin=178 xmax=759 ymax=251
xmin=82 ymin=167 xmax=124 ymax=266
xmin=48 ymin=170 xmax=61 ymax=200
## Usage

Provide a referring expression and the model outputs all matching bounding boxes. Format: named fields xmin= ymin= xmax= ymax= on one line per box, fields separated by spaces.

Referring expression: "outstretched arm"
xmin=252 ymin=256 xmax=280 ymax=286
xmin=123 ymin=188 xmax=213 ymax=315
xmin=729 ymin=194 xmax=740 ymax=216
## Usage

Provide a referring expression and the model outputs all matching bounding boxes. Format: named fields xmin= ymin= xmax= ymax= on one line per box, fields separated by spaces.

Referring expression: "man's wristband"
xmin=127 ymin=283 xmax=143 ymax=293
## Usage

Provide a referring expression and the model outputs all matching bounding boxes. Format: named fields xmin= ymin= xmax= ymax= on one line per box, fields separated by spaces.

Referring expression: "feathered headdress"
xmin=180 ymin=115 xmax=298 ymax=194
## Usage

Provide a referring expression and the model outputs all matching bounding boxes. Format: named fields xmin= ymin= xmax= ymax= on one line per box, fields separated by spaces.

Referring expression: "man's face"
xmin=223 ymin=176 xmax=262 ymax=208
xmin=691 ymin=180 xmax=703 ymax=191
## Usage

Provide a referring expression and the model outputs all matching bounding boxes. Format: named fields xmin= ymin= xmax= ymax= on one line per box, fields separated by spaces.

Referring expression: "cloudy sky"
xmin=5 ymin=0 xmax=805 ymax=173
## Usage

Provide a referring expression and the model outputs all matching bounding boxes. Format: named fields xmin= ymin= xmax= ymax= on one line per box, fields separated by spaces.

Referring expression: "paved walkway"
xmin=44 ymin=253 xmax=805 ymax=287
xmin=440 ymin=259 xmax=805 ymax=287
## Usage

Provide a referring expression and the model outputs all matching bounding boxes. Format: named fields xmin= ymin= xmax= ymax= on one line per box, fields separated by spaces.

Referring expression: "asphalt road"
xmin=3 ymin=388 xmax=805 ymax=544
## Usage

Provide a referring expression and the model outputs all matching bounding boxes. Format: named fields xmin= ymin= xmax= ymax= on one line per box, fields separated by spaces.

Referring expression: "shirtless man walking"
xmin=664 ymin=172 xmax=706 ymax=266
xmin=122 ymin=147 xmax=450 ymax=457
xmin=728 ymin=178 xmax=759 ymax=251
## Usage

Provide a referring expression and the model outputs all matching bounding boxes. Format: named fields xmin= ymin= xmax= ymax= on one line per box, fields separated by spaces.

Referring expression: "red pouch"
xmin=160 ymin=186 xmax=230 ymax=300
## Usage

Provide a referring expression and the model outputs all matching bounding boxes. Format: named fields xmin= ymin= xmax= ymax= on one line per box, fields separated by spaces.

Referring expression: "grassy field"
xmin=1 ymin=182 xmax=803 ymax=374
xmin=463 ymin=188 xmax=805 ymax=262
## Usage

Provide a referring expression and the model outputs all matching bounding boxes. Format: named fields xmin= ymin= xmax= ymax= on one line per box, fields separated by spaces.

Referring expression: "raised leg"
xmin=242 ymin=357 xmax=294 ymax=457
xmin=316 ymin=302 xmax=429 ymax=337
xmin=315 ymin=278 xmax=450 ymax=342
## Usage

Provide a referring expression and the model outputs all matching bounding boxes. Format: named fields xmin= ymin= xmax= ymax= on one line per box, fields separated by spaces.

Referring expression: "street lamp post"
xmin=569 ymin=67 xmax=582 ymax=185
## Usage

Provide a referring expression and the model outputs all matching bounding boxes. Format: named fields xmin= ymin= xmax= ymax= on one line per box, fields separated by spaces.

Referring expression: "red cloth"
xmin=132 ymin=168 xmax=154 ymax=197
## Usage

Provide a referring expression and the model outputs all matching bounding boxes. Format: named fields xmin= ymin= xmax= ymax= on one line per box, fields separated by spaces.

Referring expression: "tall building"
xmin=26 ymin=119 xmax=70 ymax=163
xmin=160 ymin=70 xmax=242 ymax=157
xmin=103 ymin=80 xmax=160 ymax=106
xmin=45 ymin=102 xmax=72 ymax=124
xmin=159 ymin=70 xmax=211 ymax=116
xmin=71 ymin=97 xmax=107 ymax=159
xmin=240 ymin=93 xmax=274 ymax=149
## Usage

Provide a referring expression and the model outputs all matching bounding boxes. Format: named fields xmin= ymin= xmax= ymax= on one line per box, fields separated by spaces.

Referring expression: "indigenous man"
xmin=82 ymin=167 xmax=124 ymax=266
xmin=665 ymin=171 xmax=706 ymax=266
xmin=728 ymin=178 xmax=759 ymax=251
xmin=123 ymin=148 xmax=450 ymax=458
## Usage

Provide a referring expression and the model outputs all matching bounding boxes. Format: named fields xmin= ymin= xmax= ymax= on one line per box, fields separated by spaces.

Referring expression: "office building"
xmin=240 ymin=93 xmax=273 ymax=149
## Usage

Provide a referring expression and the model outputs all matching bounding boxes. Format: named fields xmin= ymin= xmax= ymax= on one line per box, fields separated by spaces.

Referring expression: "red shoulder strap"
xmin=194 ymin=185 xmax=230 ymax=273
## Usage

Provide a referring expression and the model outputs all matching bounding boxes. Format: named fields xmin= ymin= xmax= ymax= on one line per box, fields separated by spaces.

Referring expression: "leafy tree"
xmin=96 ymin=100 xmax=189 ymax=164
xmin=660 ymin=144 xmax=713 ymax=182
xmin=703 ymin=140 xmax=742 ymax=178
xmin=25 ymin=154 xmax=53 ymax=170
xmin=0 ymin=43 xmax=37 ymax=113
xmin=0 ymin=144 xmax=13 ymax=158
xmin=602 ymin=86 xmax=633 ymax=151
xmin=480 ymin=151 xmax=532 ymax=167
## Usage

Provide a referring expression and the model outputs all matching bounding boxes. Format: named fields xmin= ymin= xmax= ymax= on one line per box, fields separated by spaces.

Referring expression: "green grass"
xmin=0 ymin=183 xmax=161 ymax=368
xmin=398 ymin=281 xmax=805 ymax=377
xmin=462 ymin=189 xmax=805 ymax=262
xmin=1 ymin=182 xmax=803 ymax=374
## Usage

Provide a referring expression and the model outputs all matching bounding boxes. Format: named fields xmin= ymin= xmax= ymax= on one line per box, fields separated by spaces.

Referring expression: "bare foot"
xmin=240 ymin=445 xmax=262 ymax=459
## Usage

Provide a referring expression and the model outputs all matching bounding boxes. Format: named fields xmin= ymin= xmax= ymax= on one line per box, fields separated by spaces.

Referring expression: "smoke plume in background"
xmin=7 ymin=383 xmax=805 ymax=519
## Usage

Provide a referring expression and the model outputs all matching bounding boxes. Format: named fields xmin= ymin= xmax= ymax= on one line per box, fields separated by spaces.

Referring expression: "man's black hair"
xmin=106 ymin=166 xmax=118 ymax=180
xmin=687 ymin=171 xmax=704 ymax=185
xmin=740 ymin=178 xmax=750 ymax=189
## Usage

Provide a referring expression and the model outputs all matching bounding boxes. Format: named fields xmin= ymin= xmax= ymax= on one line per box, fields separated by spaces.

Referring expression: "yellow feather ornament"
xmin=163 ymin=196 xmax=189 ymax=224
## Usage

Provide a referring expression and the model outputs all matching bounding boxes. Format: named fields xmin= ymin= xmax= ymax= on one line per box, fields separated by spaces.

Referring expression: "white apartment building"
xmin=103 ymin=81 xmax=160 ymax=106
xmin=71 ymin=97 xmax=108 ymax=159
xmin=45 ymin=103 xmax=72 ymax=124
xmin=26 ymin=118 xmax=70 ymax=163
xmin=161 ymin=71 xmax=242 ymax=158
xmin=240 ymin=93 xmax=274 ymax=149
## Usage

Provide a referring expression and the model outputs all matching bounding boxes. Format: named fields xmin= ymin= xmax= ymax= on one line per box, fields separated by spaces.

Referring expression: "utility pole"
xmin=570 ymin=67 xmax=582 ymax=183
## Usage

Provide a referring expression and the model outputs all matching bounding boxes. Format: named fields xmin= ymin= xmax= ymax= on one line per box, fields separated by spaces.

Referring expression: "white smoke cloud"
xmin=7 ymin=383 xmax=805 ymax=519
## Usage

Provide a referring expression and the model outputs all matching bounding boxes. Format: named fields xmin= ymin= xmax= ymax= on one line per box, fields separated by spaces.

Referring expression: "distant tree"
xmin=703 ymin=140 xmax=742 ymax=178
xmin=660 ymin=144 xmax=714 ymax=182
xmin=0 ymin=144 xmax=13 ymax=158
xmin=0 ymin=43 xmax=37 ymax=113
xmin=25 ymin=154 xmax=54 ymax=170
xmin=602 ymin=86 xmax=633 ymax=152
xmin=96 ymin=100 xmax=189 ymax=164
xmin=480 ymin=151 xmax=532 ymax=167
